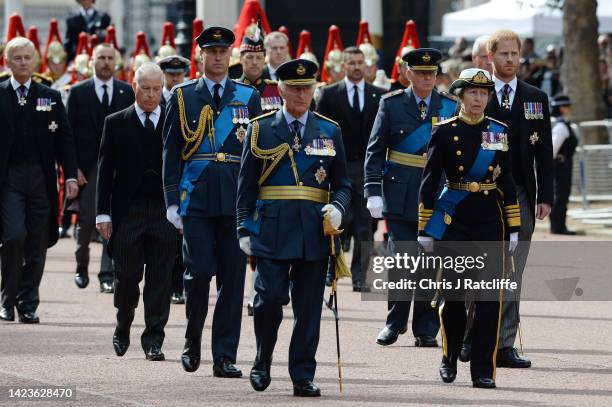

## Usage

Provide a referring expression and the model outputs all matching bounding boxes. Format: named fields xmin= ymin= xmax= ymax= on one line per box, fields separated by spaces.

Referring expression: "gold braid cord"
xmin=250 ymin=120 xmax=300 ymax=186
xmin=177 ymin=87 xmax=215 ymax=161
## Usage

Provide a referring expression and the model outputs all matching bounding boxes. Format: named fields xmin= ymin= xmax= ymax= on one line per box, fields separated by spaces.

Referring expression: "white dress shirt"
xmin=163 ymin=87 xmax=173 ymax=104
xmin=203 ymin=76 xmax=228 ymax=99
xmin=493 ymin=75 xmax=518 ymax=108
xmin=10 ymin=76 xmax=31 ymax=95
xmin=93 ymin=75 xmax=113 ymax=105
xmin=267 ymin=64 xmax=278 ymax=81
xmin=283 ymin=106 xmax=308 ymax=136
xmin=413 ymin=91 xmax=432 ymax=112
xmin=345 ymin=77 xmax=365 ymax=111
xmin=552 ymin=120 xmax=570 ymax=158
xmin=134 ymin=103 xmax=161 ymax=129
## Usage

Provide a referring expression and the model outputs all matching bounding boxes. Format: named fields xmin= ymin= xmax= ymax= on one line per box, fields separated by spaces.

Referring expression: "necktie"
xmin=291 ymin=120 xmax=302 ymax=152
xmin=101 ymin=84 xmax=110 ymax=115
xmin=418 ymin=100 xmax=427 ymax=120
xmin=144 ymin=111 xmax=155 ymax=132
xmin=501 ymin=84 xmax=511 ymax=109
xmin=213 ymin=83 xmax=222 ymax=106
xmin=352 ymin=85 xmax=361 ymax=114
xmin=16 ymin=85 xmax=27 ymax=106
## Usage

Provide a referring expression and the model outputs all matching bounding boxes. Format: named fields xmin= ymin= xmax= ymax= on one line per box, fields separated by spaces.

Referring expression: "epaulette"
xmin=313 ymin=111 xmax=339 ymax=127
xmin=486 ymin=116 xmax=509 ymax=128
xmin=250 ymin=110 xmax=276 ymax=122
xmin=434 ymin=116 xmax=458 ymax=126
xmin=233 ymin=79 xmax=256 ymax=90
xmin=263 ymin=79 xmax=277 ymax=85
xmin=382 ymin=88 xmax=404 ymax=99
xmin=0 ymin=71 xmax=10 ymax=82
xmin=175 ymin=79 xmax=198 ymax=89
xmin=32 ymin=72 xmax=53 ymax=87
xmin=440 ymin=91 xmax=459 ymax=103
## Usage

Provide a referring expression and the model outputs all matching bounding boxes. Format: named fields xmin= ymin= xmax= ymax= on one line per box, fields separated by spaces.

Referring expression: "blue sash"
xmin=393 ymin=96 xmax=457 ymax=154
xmin=179 ymin=85 xmax=253 ymax=215
xmin=424 ymin=120 xmax=503 ymax=239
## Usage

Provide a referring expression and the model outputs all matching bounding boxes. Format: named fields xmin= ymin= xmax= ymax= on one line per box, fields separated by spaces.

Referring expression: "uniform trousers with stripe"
xmin=112 ymin=198 xmax=176 ymax=350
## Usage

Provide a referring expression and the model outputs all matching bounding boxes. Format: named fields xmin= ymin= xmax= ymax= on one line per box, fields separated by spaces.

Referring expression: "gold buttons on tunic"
xmin=459 ymin=165 xmax=464 ymax=171
xmin=488 ymin=166 xmax=494 ymax=171
xmin=299 ymin=182 xmax=304 ymax=186
xmin=484 ymin=190 xmax=489 ymax=195
xmin=486 ymin=179 xmax=490 ymax=183
xmin=453 ymin=136 xmax=459 ymax=141
xmin=452 ymin=123 xmax=458 ymax=127
xmin=456 ymin=150 xmax=462 ymax=156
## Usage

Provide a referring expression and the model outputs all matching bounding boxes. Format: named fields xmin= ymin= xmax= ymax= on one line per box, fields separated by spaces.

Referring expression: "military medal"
xmin=48 ymin=121 xmax=58 ymax=133
xmin=235 ymin=125 xmax=247 ymax=143
xmin=18 ymin=95 xmax=27 ymax=106
xmin=315 ymin=166 xmax=327 ymax=184
xmin=502 ymin=96 xmax=511 ymax=109
xmin=492 ymin=164 xmax=502 ymax=181
xmin=231 ymin=108 xmax=239 ymax=124
xmin=292 ymin=135 xmax=302 ymax=152
xmin=305 ymin=138 xmax=336 ymax=156
xmin=524 ymin=102 xmax=543 ymax=120
xmin=529 ymin=131 xmax=539 ymax=145
xmin=419 ymin=105 xmax=427 ymax=120
xmin=481 ymin=131 xmax=508 ymax=151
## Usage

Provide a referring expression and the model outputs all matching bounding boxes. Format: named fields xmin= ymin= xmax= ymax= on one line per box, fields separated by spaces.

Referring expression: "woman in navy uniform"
xmin=417 ymin=68 xmax=520 ymax=389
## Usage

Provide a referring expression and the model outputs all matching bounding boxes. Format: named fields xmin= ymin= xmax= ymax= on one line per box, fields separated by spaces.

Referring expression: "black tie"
xmin=101 ymin=84 xmax=109 ymax=113
xmin=144 ymin=111 xmax=155 ymax=132
xmin=352 ymin=85 xmax=361 ymax=114
xmin=418 ymin=100 xmax=427 ymax=120
xmin=291 ymin=120 xmax=302 ymax=152
xmin=213 ymin=83 xmax=222 ymax=106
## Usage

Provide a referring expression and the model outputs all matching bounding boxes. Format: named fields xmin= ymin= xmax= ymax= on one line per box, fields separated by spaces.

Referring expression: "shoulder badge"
xmin=175 ymin=79 xmax=198 ymax=89
xmin=440 ymin=91 xmax=459 ymax=102
xmin=382 ymin=88 xmax=404 ymax=99
xmin=263 ymin=79 xmax=278 ymax=86
xmin=32 ymin=72 xmax=54 ymax=87
xmin=486 ymin=116 xmax=509 ymax=129
xmin=0 ymin=71 xmax=10 ymax=82
xmin=313 ymin=111 xmax=339 ymax=127
xmin=250 ymin=110 xmax=277 ymax=122
xmin=434 ymin=116 xmax=458 ymax=127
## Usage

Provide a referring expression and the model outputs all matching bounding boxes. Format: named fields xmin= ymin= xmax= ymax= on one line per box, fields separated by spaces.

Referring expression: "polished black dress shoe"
xmin=181 ymin=338 xmax=201 ymax=372
xmin=18 ymin=311 xmax=39 ymax=324
xmin=415 ymin=335 xmax=438 ymax=347
xmin=145 ymin=346 xmax=165 ymax=361
xmin=439 ymin=357 xmax=457 ymax=383
xmin=459 ymin=343 xmax=471 ymax=362
xmin=58 ymin=226 xmax=69 ymax=238
xmin=293 ymin=380 xmax=321 ymax=397
xmin=170 ymin=292 xmax=185 ymax=304
xmin=100 ymin=281 xmax=114 ymax=294
xmin=0 ymin=306 xmax=15 ymax=321
xmin=250 ymin=361 xmax=271 ymax=391
xmin=551 ymin=229 xmax=577 ymax=235
xmin=472 ymin=378 xmax=496 ymax=388
xmin=74 ymin=267 xmax=89 ymax=289
xmin=247 ymin=303 xmax=254 ymax=316
xmin=496 ymin=347 xmax=531 ymax=368
xmin=213 ymin=357 xmax=242 ymax=378
xmin=113 ymin=334 xmax=130 ymax=356
xmin=376 ymin=326 xmax=403 ymax=346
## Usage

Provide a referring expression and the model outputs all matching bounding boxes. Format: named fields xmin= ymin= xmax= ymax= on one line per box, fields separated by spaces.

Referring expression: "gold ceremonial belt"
xmin=447 ymin=181 xmax=497 ymax=193
xmin=258 ymin=186 xmax=328 ymax=203
xmin=190 ymin=153 xmax=241 ymax=163
xmin=387 ymin=150 xmax=427 ymax=168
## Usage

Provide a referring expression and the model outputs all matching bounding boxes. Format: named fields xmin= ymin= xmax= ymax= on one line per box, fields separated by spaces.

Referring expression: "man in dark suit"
xmin=96 ymin=62 xmax=176 ymax=361
xmin=478 ymin=29 xmax=552 ymax=369
xmin=316 ymin=46 xmax=385 ymax=291
xmin=67 ymin=43 xmax=134 ymax=293
xmin=162 ymin=27 xmax=262 ymax=376
xmin=65 ymin=0 xmax=111 ymax=62
xmin=0 ymin=37 xmax=78 ymax=323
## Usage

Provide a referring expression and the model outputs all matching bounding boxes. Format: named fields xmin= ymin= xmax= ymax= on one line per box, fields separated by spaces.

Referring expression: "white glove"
xmin=239 ymin=236 xmax=252 ymax=255
xmin=321 ymin=204 xmax=342 ymax=229
xmin=166 ymin=205 xmax=183 ymax=230
xmin=367 ymin=196 xmax=384 ymax=219
xmin=417 ymin=236 xmax=434 ymax=252
xmin=509 ymin=232 xmax=519 ymax=253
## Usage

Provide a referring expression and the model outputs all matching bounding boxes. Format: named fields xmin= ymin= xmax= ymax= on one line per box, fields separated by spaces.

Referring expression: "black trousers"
xmin=75 ymin=165 xmax=113 ymax=282
xmin=172 ymin=235 xmax=185 ymax=294
xmin=111 ymin=199 xmax=176 ymax=350
xmin=550 ymin=160 xmax=573 ymax=233
xmin=253 ymin=257 xmax=327 ymax=383
xmin=384 ymin=219 xmax=440 ymax=337
xmin=0 ymin=164 xmax=50 ymax=313
xmin=182 ymin=215 xmax=246 ymax=363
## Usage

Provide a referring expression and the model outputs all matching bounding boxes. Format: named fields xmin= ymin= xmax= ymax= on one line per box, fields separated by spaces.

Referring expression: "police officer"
xmin=364 ymin=48 xmax=457 ymax=347
xmin=550 ymin=95 xmax=578 ymax=235
xmin=417 ymin=68 xmax=520 ymax=388
xmin=162 ymin=26 xmax=262 ymax=376
xmin=157 ymin=55 xmax=190 ymax=106
xmin=236 ymin=59 xmax=351 ymax=397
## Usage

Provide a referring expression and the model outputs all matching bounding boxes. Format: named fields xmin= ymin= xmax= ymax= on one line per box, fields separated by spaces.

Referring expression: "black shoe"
xmin=293 ymin=380 xmax=321 ymax=397
xmin=376 ymin=326 xmax=402 ymax=346
xmin=74 ymin=267 xmax=89 ymax=289
xmin=213 ymin=357 xmax=243 ymax=378
xmin=415 ymin=335 xmax=438 ymax=347
xmin=250 ymin=360 xmax=271 ymax=392
xmin=58 ymin=227 xmax=69 ymax=238
xmin=113 ymin=334 xmax=130 ymax=356
xmin=247 ymin=303 xmax=254 ymax=316
xmin=352 ymin=281 xmax=371 ymax=292
xmin=145 ymin=345 xmax=165 ymax=361
xmin=181 ymin=338 xmax=201 ymax=372
xmin=171 ymin=292 xmax=185 ymax=304
xmin=0 ymin=306 xmax=15 ymax=321
xmin=18 ymin=311 xmax=39 ymax=324
xmin=459 ymin=343 xmax=471 ymax=362
xmin=551 ymin=228 xmax=577 ymax=235
xmin=496 ymin=347 xmax=531 ymax=368
xmin=100 ymin=281 xmax=114 ymax=294
xmin=472 ymin=378 xmax=496 ymax=388
xmin=439 ymin=357 xmax=457 ymax=383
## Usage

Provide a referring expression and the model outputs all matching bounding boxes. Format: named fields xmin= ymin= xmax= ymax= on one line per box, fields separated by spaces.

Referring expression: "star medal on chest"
xmin=502 ymin=96 xmax=511 ymax=110
xmin=18 ymin=94 xmax=27 ymax=106
xmin=292 ymin=134 xmax=302 ymax=152
xmin=419 ymin=104 xmax=427 ymax=120
xmin=529 ymin=131 xmax=539 ymax=145
xmin=235 ymin=125 xmax=247 ymax=143
xmin=315 ymin=166 xmax=327 ymax=184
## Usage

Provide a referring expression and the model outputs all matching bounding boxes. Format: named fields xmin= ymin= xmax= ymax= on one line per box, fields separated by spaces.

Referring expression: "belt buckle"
xmin=216 ymin=152 xmax=226 ymax=162
xmin=468 ymin=181 xmax=480 ymax=193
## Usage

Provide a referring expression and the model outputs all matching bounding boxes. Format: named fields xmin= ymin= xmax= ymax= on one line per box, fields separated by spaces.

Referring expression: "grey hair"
xmin=134 ymin=62 xmax=164 ymax=86
xmin=472 ymin=35 xmax=490 ymax=56
xmin=264 ymin=31 xmax=289 ymax=49
xmin=4 ymin=37 xmax=35 ymax=59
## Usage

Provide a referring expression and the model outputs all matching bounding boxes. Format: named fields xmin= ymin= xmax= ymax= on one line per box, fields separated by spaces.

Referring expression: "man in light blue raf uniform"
xmin=162 ymin=26 xmax=262 ymax=377
xmin=364 ymin=48 xmax=457 ymax=348
xmin=236 ymin=59 xmax=351 ymax=397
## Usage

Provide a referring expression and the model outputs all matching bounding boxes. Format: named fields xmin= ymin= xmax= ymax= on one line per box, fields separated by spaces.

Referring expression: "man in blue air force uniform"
xmin=162 ymin=26 xmax=262 ymax=377
xmin=364 ymin=48 xmax=457 ymax=347
xmin=236 ymin=59 xmax=351 ymax=397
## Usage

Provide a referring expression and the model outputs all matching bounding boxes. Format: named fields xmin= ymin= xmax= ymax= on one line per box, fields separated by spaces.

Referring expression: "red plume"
xmin=75 ymin=31 xmax=91 ymax=56
xmin=160 ymin=22 xmax=176 ymax=47
xmin=190 ymin=18 xmax=204 ymax=79
xmin=391 ymin=20 xmax=420 ymax=81
xmin=296 ymin=30 xmax=313 ymax=57
xmin=233 ymin=0 xmax=272 ymax=48
xmin=42 ymin=19 xmax=63 ymax=72
xmin=356 ymin=20 xmax=372 ymax=46
xmin=321 ymin=25 xmax=343 ymax=83
xmin=89 ymin=34 xmax=100 ymax=56
xmin=6 ymin=13 xmax=26 ymax=41
xmin=105 ymin=25 xmax=120 ymax=50
xmin=27 ymin=26 xmax=44 ymax=72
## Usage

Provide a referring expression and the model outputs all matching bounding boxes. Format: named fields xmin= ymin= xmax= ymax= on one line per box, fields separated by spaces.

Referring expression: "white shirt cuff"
xmin=96 ymin=215 xmax=111 ymax=224
xmin=65 ymin=178 xmax=77 ymax=184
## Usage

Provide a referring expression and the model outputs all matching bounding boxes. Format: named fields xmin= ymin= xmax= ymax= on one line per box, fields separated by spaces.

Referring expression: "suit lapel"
xmin=85 ymin=79 xmax=100 ymax=128
xmin=195 ymin=77 xmax=213 ymax=106
xmin=337 ymin=81 xmax=352 ymax=117
xmin=515 ymin=81 xmax=529 ymax=151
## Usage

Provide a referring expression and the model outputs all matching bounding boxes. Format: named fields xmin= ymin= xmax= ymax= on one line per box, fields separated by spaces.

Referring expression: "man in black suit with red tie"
xmin=316 ymin=46 xmax=385 ymax=291
xmin=96 ymin=62 xmax=176 ymax=360
xmin=67 ymin=43 xmax=134 ymax=293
